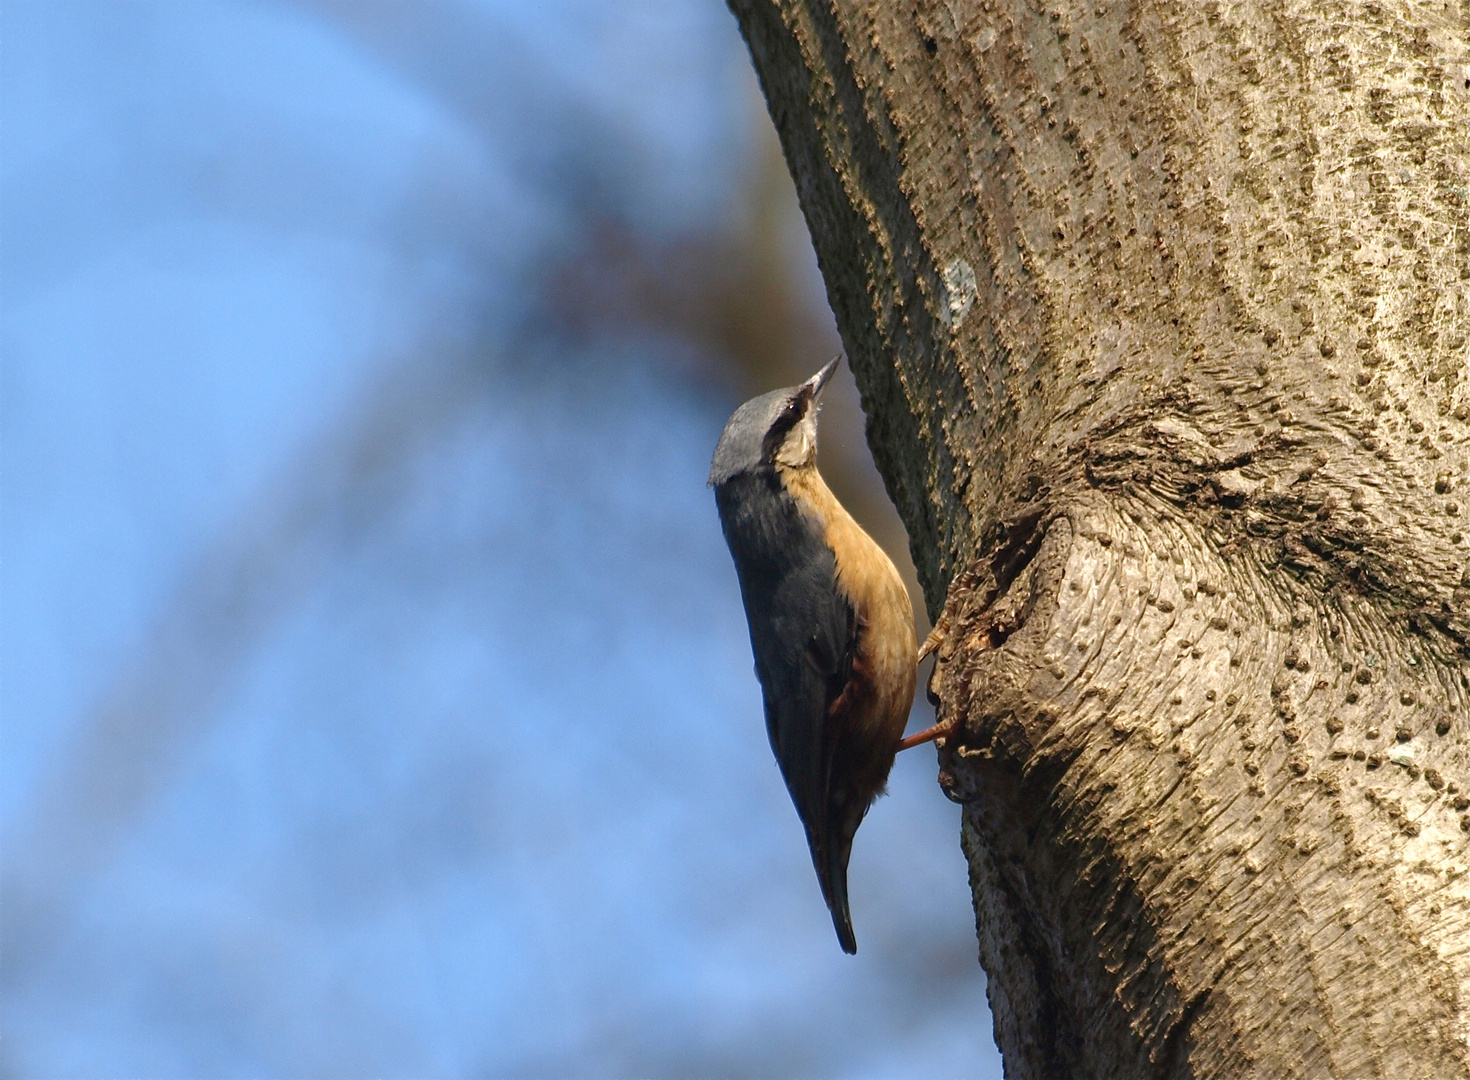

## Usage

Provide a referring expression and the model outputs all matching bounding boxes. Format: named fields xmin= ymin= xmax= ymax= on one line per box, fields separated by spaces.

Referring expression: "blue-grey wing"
xmin=714 ymin=471 xmax=856 ymax=841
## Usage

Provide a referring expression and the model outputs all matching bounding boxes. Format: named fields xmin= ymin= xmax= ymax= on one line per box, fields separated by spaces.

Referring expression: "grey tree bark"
xmin=727 ymin=1 xmax=1470 ymax=1076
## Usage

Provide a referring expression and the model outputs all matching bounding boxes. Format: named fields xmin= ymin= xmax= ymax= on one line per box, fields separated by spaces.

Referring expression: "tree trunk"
xmin=727 ymin=1 xmax=1470 ymax=1076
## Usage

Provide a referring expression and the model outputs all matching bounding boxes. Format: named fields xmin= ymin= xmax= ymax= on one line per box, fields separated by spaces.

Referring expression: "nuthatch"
xmin=709 ymin=357 xmax=925 ymax=954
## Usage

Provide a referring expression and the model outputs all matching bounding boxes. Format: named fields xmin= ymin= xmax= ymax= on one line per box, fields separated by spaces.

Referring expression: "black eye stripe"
xmin=761 ymin=396 xmax=811 ymax=461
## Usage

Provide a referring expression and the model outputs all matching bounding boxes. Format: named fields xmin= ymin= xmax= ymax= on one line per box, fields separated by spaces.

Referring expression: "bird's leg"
xmin=902 ymin=563 xmax=995 ymax=751
xmin=897 ymin=721 xmax=951 ymax=751
xmin=899 ymin=620 xmax=975 ymax=751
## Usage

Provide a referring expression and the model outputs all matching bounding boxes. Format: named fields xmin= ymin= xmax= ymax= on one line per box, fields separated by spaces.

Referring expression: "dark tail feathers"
xmin=811 ymin=828 xmax=858 ymax=954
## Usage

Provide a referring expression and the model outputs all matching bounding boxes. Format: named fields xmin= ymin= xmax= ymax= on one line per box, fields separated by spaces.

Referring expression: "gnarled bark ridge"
xmin=729 ymin=1 xmax=1470 ymax=1076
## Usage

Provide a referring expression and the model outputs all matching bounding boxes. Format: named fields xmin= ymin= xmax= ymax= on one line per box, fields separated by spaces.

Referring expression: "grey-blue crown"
xmin=707 ymin=386 xmax=795 ymax=486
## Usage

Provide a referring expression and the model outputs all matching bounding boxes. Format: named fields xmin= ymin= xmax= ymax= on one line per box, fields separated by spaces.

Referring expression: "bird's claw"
xmin=915 ymin=622 xmax=947 ymax=664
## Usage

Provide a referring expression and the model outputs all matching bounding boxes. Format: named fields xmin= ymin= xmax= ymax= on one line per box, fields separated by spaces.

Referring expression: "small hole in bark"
xmin=923 ymin=35 xmax=938 ymax=54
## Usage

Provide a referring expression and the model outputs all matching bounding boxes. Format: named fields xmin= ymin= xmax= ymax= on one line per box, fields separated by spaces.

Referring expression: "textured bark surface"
xmin=729 ymin=1 xmax=1470 ymax=1076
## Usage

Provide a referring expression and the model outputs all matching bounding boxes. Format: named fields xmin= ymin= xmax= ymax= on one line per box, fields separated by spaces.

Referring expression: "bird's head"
xmin=708 ymin=357 xmax=839 ymax=486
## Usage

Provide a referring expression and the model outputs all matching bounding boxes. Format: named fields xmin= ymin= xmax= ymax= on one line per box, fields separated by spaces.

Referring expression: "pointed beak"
xmin=806 ymin=356 xmax=841 ymax=398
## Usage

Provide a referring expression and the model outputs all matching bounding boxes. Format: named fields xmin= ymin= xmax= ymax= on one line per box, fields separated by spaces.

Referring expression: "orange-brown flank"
xmin=778 ymin=463 xmax=917 ymax=768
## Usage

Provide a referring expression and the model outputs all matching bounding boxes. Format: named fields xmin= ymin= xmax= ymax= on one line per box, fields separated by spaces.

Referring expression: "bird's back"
xmin=715 ymin=458 xmax=917 ymax=953
xmin=713 ymin=469 xmax=857 ymax=861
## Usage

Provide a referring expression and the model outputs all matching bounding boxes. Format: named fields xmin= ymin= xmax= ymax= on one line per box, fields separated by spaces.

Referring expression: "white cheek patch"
xmin=776 ymin=416 xmax=817 ymax=468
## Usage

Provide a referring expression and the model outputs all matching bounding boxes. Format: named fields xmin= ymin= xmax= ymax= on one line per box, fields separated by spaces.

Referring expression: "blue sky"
xmin=1 ymin=2 xmax=1002 ymax=1075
